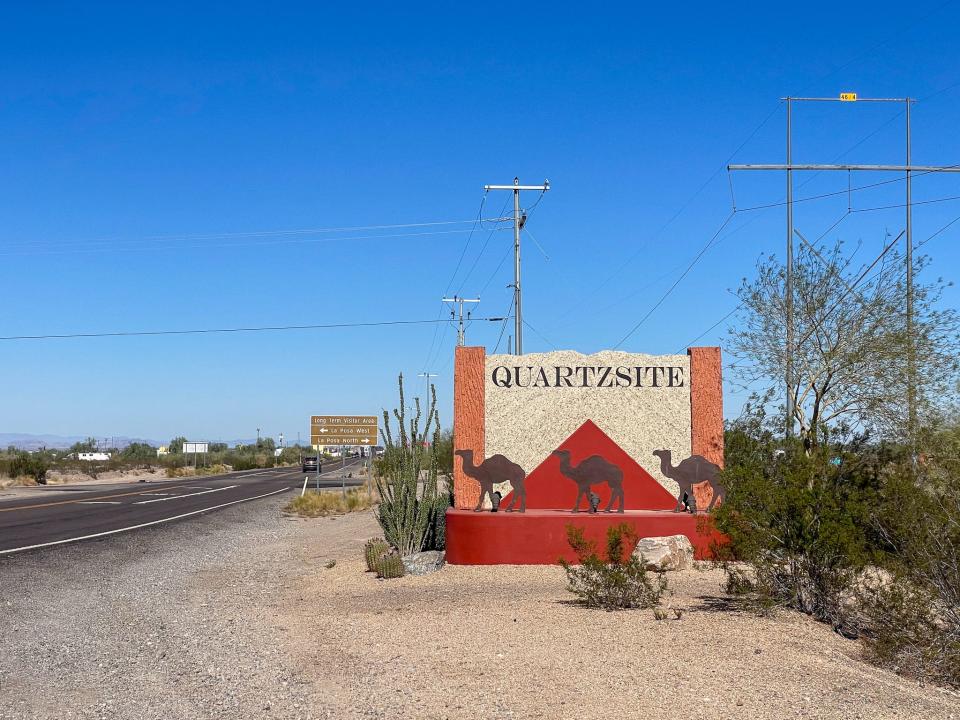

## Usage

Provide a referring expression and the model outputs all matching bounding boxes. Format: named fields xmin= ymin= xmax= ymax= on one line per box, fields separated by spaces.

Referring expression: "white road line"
xmin=0 ymin=486 xmax=292 ymax=555
xmin=134 ymin=485 xmax=238 ymax=505
xmin=140 ymin=492 xmax=174 ymax=496
xmin=78 ymin=501 xmax=122 ymax=505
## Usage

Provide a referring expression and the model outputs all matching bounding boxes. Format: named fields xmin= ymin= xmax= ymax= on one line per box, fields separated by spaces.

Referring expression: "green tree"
xmin=168 ymin=436 xmax=187 ymax=454
xmin=729 ymin=240 xmax=960 ymax=448
xmin=69 ymin=437 xmax=98 ymax=454
xmin=121 ymin=442 xmax=156 ymax=464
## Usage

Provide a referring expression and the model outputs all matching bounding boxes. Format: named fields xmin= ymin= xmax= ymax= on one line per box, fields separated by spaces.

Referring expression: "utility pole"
xmin=483 ymin=177 xmax=550 ymax=355
xmin=441 ymin=295 xmax=480 ymax=345
xmin=729 ymin=93 xmax=960 ymax=444
xmin=418 ymin=372 xmax=437 ymax=405
xmin=786 ymin=97 xmax=794 ymax=438
xmin=906 ymin=98 xmax=917 ymax=447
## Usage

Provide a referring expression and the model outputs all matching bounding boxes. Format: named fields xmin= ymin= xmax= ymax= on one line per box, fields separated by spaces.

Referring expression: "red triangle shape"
xmin=500 ymin=420 xmax=677 ymax=511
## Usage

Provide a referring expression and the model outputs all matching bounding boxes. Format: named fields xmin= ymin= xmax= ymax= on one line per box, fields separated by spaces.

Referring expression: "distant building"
xmin=156 ymin=446 xmax=170 ymax=457
xmin=78 ymin=452 xmax=111 ymax=461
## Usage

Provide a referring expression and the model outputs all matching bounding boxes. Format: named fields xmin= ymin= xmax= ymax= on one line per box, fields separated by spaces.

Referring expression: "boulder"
xmin=402 ymin=550 xmax=446 ymax=576
xmin=633 ymin=535 xmax=693 ymax=572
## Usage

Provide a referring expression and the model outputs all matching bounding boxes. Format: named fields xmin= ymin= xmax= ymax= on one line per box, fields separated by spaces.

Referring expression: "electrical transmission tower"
xmin=442 ymin=295 xmax=480 ymax=346
xmin=483 ymin=177 xmax=550 ymax=355
xmin=729 ymin=93 xmax=960 ymax=442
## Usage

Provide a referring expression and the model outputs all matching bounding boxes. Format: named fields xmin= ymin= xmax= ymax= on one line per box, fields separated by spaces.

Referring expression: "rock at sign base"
xmin=632 ymin=535 xmax=693 ymax=572
xmin=402 ymin=550 xmax=446 ymax=576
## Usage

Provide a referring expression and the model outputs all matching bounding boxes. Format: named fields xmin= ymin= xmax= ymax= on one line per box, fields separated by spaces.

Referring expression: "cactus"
xmin=364 ymin=538 xmax=389 ymax=572
xmin=374 ymin=549 xmax=406 ymax=579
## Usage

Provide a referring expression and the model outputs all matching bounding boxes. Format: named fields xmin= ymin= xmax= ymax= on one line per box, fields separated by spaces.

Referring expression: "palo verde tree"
xmin=729 ymin=238 xmax=960 ymax=449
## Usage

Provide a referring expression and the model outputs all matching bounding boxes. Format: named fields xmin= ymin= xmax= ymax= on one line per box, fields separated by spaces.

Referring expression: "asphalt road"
xmin=0 ymin=457 xmax=364 ymax=555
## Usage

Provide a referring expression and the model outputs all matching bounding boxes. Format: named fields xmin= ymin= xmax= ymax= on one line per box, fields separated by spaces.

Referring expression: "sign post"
xmin=310 ymin=415 xmax=378 ymax=498
xmin=183 ymin=441 xmax=208 ymax=469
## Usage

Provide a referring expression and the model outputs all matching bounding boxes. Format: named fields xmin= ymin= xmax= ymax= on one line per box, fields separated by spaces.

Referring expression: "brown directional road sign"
xmin=310 ymin=415 xmax=379 ymax=446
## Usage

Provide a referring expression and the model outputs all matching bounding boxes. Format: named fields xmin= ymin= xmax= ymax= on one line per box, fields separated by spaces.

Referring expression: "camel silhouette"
xmin=652 ymin=449 xmax=725 ymax=513
xmin=454 ymin=449 xmax=527 ymax=513
xmin=551 ymin=450 xmax=624 ymax=513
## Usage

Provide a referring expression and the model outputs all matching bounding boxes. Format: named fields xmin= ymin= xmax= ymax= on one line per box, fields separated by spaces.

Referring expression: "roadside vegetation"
xmin=373 ymin=373 xmax=450 ymax=557
xmin=560 ymin=524 xmax=667 ymax=611
xmin=716 ymin=238 xmax=960 ymax=688
xmin=0 ymin=435 xmax=314 ymax=486
xmin=284 ymin=485 xmax=374 ymax=517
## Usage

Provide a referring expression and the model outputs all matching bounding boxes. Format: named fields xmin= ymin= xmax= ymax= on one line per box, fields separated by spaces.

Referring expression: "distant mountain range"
xmin=0 ymin=433 xmax=161 ymax=451
xmin=0 ymin=433 xmax=285 ymax=451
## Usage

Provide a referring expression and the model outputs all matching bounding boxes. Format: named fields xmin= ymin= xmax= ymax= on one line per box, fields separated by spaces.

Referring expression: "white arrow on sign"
xmin=361 ymin=439 xmax=370 ymax=444
xmin=318 ymin=428 xmax=329 ymax=433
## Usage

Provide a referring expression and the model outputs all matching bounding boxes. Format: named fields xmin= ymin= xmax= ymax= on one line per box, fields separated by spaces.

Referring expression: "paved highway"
xmin=0 ymin=457 xmax=363 ymax=555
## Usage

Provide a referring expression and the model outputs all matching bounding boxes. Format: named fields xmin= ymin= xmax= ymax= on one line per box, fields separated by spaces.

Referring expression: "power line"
xmin=478 ymin=245 xmax=513 ymax=298
xmin=455 ymin=196 xmax=513 ymax=295
xmin=4 ymin=217 xmax=510 ymax=251
xmin=0 ymin=227 xmax=513 ymax=258
xmin=917 ymin=211 xmax=960 ymax=249
xmin=677 ymin=303 xmax=743 ymax=352
xmin=522 ymin=319 xmax=557 ymax=351
xmin=735 ymin=165 xmax=960 ymax=213
xmin=493 ymin=295 xmax=515 ymax=354
xmin=562 ymin=101 xmax=783 ymax=314
xmin=422 ymin=194 xmax=489 ymax=373
xmin=443 ymin=194 xmax=488 ymax=296
xmin=613 ymin=211 xmax=738 ymax=350
xmin=0 ymin=317 xmax=503 ymax=342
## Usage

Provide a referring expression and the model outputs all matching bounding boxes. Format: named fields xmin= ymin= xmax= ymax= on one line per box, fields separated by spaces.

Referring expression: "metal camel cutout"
xmin=652 ymin=449 xmax=725 ymax=513
xmin=551 ymin=450 xmax=625 ymax=513
xmin=454 ymin=449 xmax=527 ymax=512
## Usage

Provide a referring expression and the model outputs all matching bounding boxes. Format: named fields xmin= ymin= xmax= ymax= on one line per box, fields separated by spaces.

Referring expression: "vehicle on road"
xmin=302 ymin=456 xmax=321 ymax=473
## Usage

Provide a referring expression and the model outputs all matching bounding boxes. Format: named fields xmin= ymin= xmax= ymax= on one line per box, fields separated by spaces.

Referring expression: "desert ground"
xmin=1 ymin=495 xmax=958 ymax=719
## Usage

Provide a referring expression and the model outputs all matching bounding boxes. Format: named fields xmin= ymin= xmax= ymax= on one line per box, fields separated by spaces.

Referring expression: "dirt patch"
xmin=44 ymin=467 xmax=166 ymax=486
xmin=276 ymin=512 xmax=960 ymax=720
xmin=3 ymin=495 xmax=957 ymax=719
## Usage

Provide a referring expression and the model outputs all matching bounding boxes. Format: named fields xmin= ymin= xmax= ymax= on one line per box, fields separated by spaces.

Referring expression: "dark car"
xmin=302 ymin=456 xmax=320 ymax=474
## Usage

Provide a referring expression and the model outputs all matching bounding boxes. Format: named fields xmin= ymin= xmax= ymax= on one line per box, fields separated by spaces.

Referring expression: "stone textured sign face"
xmin=484 ymin=350 xmax=691 ymax=495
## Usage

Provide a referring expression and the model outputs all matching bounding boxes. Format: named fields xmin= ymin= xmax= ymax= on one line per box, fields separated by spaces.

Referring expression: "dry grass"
xmin=0 ymin=475 xmax=38 ymax=489
xmin=164 ymin=463 xmax=230 ymax=478
xmin=283 ymin=486 xmax=374 ymax=518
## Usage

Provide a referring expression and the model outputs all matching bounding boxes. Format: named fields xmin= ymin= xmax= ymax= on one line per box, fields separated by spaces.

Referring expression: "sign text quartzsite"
xmin=490 ymin=365 xmax=685 ymax=389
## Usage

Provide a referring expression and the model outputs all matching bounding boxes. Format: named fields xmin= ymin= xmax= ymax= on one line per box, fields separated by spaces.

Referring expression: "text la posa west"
xmin=490 ymin=365 xmax=685 ymax=389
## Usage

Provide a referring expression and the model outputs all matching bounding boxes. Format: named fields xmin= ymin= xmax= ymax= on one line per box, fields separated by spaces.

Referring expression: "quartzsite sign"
xmin=310 ymin=415 xmax=378 ymax=446
xmin=490 ymin=364 xmax=686 ymax=388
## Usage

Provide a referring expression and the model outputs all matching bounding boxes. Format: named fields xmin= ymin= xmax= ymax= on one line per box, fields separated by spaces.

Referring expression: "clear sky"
xmin=2 ymin=2 xmax=959 ymax=444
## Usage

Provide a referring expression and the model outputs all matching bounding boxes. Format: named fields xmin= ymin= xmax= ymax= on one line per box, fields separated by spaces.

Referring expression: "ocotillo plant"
xmin=374 ymin=373 xmax=447 ymax=555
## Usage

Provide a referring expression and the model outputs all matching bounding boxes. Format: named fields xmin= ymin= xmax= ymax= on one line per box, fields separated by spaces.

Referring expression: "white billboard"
xmin=183 ymin=441 xmax=209 ymax=454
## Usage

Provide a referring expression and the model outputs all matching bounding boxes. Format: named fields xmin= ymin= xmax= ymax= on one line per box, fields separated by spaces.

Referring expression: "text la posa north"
xmin=490 ymin=365 xmax=684 ymax=389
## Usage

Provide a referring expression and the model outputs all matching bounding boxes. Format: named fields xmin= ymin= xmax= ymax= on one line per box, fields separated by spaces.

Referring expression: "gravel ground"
xmin=2 ymin=498 xmax=958 ymax=720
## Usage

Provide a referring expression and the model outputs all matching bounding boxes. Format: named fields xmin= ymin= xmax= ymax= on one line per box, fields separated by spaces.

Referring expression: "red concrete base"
xmin=445 ymin=508 xmax=725 ymax=565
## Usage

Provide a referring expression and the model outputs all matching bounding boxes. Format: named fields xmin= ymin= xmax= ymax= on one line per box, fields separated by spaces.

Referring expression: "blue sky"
xmin=2 ymin=2 xmax=959 ymax=444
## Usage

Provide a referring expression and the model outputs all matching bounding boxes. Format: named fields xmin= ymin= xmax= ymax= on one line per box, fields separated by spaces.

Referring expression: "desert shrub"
xmin=284 ymin=487 xmax=373 ymax=518
xmin=858 ymin=455 xmax=960 ymax=688
xmin=364 ymin=538 xmax=390 ymax=571
xmin=559 ymin=523 xmax=666 ymax=611
xmin=375 ymin=374 xmax=447 ymax=554
xmin=714 ymin=421 xmax=896 ymax=633
xmin=120 ymin=442 xmax=156 ymax=467
xmin=228 ymin=454 xmax=259 ymax=471
xmin=6 ymin=452 xmax=48 ymax=484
